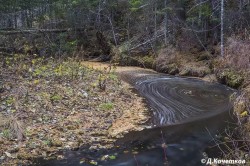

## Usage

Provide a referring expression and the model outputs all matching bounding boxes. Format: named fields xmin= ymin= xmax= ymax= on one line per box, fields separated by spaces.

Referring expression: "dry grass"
xmin=211 ymin=125 xmax=250 ymax=161
xmin=0 ymin=113 xmax=7 ymax=128
xmin=1 ymin=114 xmax=25 ymax=142
xmin=208 ymin=94 xmax=250 ymax=161
xmin=211 ymin=37 xmax=250 ymax=163
xmin=155 ymin=46 xmax=178 ymax=66
xmin=234 ymin=93 xmax=250 ymax=115
xmin=7 ymin=115 xmax=25 ymax=141
xmin=155 ymin=46 xmax=211 ymax=77
xmin=223 ymin=37 xmax=250 ymax=70
xmin=212 ymin=38 xmax=250 ymax=88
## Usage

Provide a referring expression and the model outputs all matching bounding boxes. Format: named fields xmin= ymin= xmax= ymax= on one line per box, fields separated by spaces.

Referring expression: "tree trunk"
xmin=96 ymin=31 xmax=111 ymax=56
xmin=164 ymin=0 xmax=168 ymax=45
xmin=108 ymin=16 xmax=117 ymax=46
xmin=221 ymin=0 xmax=224 ymax=57
xmin=154 ymin=2 xmax=157 ymax=46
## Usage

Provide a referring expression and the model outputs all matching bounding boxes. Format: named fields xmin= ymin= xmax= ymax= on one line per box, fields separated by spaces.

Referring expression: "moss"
xmin=216 ymin=69 xmax=244 ymax=88
xmin=192 ymin=67 xmax=211 ymax=77
xmin=17 ymin=153 xmax=33 ymax=160
xmin=51 ymin=139 xmax=63 ymax=147
xmin=156 ymin=63 xmax=179 ymax=75
xmin=2 ymin=129 xmax=11 ymax=139
xmin=99 ymin=102 xmax=114 ymax=111
xmin=50 ymin=94 xmax=62 ymax=102
xmin=67 ymin=124 xmax=78 ymax=130
xmin=179 ymin=66 xmax=211 ymax=77
xmin=196 ymin=52 xmax=211 ymax=61
xmin=234 ymin=100 xmax=247 ymax=115
xmin=228 ymin=75 xmax=244 ymax=88
xmin=141 ymin=56 xmax=155 ymax=68
xmin=116 ymin=55 xmax=139 ymax=66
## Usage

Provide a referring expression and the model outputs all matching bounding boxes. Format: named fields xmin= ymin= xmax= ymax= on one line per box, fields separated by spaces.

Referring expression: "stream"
xmin=35 ymin=73 xmax=236 ymax=166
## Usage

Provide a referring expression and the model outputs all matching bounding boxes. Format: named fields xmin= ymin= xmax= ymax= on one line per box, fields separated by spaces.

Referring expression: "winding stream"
xmin=135 ymin=75 xmax=234 ymax=126
xmin=35 ymin=71 xmax=236 ymax=166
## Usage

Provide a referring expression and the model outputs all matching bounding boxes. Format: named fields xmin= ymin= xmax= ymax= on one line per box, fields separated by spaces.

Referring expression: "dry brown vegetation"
xmin=152 ymin=36 xmax=250 ymax=162
xmin=0 ymin=54 xmax=149 ymax=165
xmin=155 ymin=46 xmax=212 ymax=77
xmin=224 ymin=37 xmax=250 ymax=70
xmin=207 ymin=37 xmax=250 ymax=162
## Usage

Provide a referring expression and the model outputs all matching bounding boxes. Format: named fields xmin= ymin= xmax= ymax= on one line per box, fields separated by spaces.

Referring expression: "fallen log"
xmin=0 ymin=27 xmax=86 ymax=35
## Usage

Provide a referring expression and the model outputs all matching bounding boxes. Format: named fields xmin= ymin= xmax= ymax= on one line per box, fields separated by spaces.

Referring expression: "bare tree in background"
xmin=164 ymin=0 xmax=168 ymax=45
xmin=221 ymin=0 xmax=224 ymax=57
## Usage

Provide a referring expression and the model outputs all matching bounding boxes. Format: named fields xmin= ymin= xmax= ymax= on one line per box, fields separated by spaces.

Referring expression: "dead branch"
xmin=0 ymin=27 xmax=86 ymax=35
xmin=129 ymin=34 xmax=164 ymax=51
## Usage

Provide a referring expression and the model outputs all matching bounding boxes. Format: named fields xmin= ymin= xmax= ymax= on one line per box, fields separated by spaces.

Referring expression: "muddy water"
xmin=35 ymin=68 xmax=236 ymax=166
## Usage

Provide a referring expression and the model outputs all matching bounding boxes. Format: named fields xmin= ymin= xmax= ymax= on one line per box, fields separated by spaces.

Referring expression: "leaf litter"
xmin=0 ymin=54 xmax=149 ymax=165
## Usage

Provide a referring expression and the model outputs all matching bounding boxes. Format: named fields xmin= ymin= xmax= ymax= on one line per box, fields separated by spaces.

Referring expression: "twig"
xmin=129 ymin=34 xmax=164 ymax=51
xmin=187 ymin=0 xmax=209 ymax=14
xmin=134 ymin=154 xmax=139 ymax=166
xmin=0 ymin=28 xmax=86 ymax=35
xmin=161 ymin=130 xmax=168 ymax=162
xmin=205 ymin=127 xmax=227 ymax=157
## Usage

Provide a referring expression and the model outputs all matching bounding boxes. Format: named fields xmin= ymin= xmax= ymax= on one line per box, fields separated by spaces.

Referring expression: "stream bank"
xmin=34 ymin=64 xmax=237 ymax=166
xmin=0 ymin=51 xmax=248 ymax=165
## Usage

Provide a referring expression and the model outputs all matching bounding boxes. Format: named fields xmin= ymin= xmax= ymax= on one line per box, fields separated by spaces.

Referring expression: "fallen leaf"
xmin=89 ymin=160 xmax=98 ymax=165
xmin=240 ymin=111 xmax=248 ymax=117
xmin=4 ymin=152 xmax=15 ymax=158
xmin=109 ymin=155 xmax=116 ymax=160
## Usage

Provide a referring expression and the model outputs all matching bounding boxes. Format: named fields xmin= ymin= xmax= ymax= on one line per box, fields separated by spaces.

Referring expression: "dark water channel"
xmin=35 ymin=75 xmax=236 ymax=166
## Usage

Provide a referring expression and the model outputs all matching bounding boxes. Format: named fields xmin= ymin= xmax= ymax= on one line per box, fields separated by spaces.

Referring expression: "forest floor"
xmin=0 ymin=51 xmax=249 ymax=165
xmin=0 ymin=55 xmax=149 ymax=165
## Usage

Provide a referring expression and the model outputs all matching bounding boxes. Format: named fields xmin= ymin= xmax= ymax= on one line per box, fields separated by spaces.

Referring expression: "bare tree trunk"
xmin=96 ymin=0 xmax=101 ymax=28
xmin=164 ymin=0 xmax=168 ymax=45
xmin=221 ymin=0 xmax=224 ymax=57
xmin=154 ymin=2 xmax=157 ymax=46
xmin=127 ymin=16 xmax=131 ymax=54
xmin=108 ymin=16 xmax=117 ymax=46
